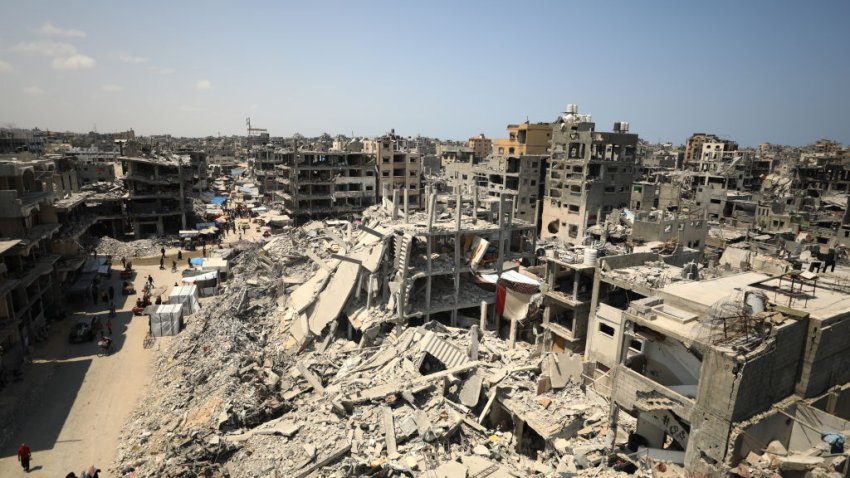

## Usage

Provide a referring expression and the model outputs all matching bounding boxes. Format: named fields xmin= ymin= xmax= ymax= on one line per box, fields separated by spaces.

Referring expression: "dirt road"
xmin=0 ymin=222 xmax=266 ymax=477
xmin=0 ymin=259 xmax=179 ymax=477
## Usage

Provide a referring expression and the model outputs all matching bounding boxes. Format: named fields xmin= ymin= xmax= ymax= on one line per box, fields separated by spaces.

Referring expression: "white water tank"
xmin=584 ymin=247 xmax=598 ymax=266
xmin=566 ymin=104 xmax=578 ymax=114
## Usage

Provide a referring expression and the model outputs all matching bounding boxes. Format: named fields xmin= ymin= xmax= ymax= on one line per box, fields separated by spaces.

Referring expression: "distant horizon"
xmin=0 ymin=122 xmax=840 ymax=150
xmin=1 ymin=1 xmax=848 ymax=148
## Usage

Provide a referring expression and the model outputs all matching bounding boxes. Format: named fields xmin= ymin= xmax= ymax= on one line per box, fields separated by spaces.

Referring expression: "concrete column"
xmin=391 ymin=189 xmax=399 ymax=219
xmin=572 ymin=269 xmax=580 ymax=301
xmin=509 ymin=317 xmax=517 ymax=349
xmin=403 ymin=188 xmax=409 ymax=223
xmin=473 ymin=184 xmax=479 ymax=225
xmin=480 ymin=300 xmax=487 ymax=331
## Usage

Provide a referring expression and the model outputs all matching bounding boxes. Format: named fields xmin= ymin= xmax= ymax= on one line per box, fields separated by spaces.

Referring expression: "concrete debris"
xmin=113 ymin=219 xmax=649 ymax=478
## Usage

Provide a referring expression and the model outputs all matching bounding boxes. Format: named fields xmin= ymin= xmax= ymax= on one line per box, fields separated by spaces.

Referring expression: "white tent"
xmin=150 ymin=304 xmax=183 ymax=337
xmin=181 ymin=271 xmax=219 ymax=297
xmin=169 ymin=285 xmax=200 ymax=314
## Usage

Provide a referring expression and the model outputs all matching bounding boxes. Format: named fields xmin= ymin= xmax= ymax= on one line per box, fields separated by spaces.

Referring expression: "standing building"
xmin=122 ymin=153 xmax=206 ymax=237
xmin=0 ymin=157 xmax=64 ymax=374
xmin=273 ymin=151 xmax=377 ymax=219
xmin=683 ymin=133 xmax=737 ymax=168
xmin=467 ymin=134 xmax=492 ymax=161
xmin=363 ymin=131 xmax=422 ymax=209
xmin=492 ymin=122 xmax=551 ymax=156
xmin=541 ymin=104 xmax=639 ymax=244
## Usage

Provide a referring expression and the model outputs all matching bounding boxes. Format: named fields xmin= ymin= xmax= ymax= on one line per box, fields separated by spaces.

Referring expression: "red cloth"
xmin=495 ymin=283 xmax=506 ymax=315
xmin=17 ymin=444 xmax=30 ymax=459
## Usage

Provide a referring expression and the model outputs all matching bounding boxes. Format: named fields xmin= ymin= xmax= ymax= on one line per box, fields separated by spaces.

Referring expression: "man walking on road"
xmin=17 ymin=442 xmax=31 ymax=472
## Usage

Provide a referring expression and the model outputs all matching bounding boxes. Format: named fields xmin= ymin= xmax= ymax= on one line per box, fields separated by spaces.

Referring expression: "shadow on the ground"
xmin=0 ymin=357 xmax=92 ymax=455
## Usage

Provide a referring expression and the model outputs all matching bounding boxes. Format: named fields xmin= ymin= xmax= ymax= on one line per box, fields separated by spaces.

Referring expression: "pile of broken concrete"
xmin=113 ymin=221 xmax=650 ymax=478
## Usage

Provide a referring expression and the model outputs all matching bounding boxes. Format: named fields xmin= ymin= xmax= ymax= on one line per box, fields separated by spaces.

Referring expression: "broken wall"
xmin=796 ymin=313 xmax=850 ymax=398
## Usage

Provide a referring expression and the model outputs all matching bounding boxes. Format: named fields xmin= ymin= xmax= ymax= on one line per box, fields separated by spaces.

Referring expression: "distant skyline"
xmin=1 ymin=1 xmax=848 ymax=147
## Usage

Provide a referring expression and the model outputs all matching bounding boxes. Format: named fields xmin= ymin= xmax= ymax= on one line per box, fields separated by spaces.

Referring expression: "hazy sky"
xmin=1 ymin=1 xmax=848 ymax=146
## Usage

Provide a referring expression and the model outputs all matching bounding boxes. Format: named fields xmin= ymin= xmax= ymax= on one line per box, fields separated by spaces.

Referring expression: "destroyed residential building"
xmin=60 ymin=146 xmax=122 ymax=184
xmin=286 ymin=191 xmax=539 ymax=347
xmin=121 ymin=153 xmax=207 ymax=237
xmin=446 ymin=149 xmax=546 ymax=224
xmin=273 ymin=151 xmax=377 ymax=220
xmin=251 ymin=148 xmax=286 ymax=203
xmin=580 ymin=251 xmax=850 ymax=474
xmin=542 ymin=104 xmax=639 ymax=244
xmin=0 ymin=156 xmax=66 ymax=378
xmin=435 ymin=143 xmax=474 ymax=166
xmin=363 ymin=131 xmax=423 ymax=209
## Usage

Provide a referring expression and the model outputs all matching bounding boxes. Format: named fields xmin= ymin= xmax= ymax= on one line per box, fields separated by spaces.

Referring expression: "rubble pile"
xmin=114 ymin=244 xmax=286 ymax=477
xmin=86 ymin=235 xmax=168 ymax=258
xmin=731 ymin=439 xmax=847 ymax=478
xmin=113 ymin=218 xmax=651 ymax=477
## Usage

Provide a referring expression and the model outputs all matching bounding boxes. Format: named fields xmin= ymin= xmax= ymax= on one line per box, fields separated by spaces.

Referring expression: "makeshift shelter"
xmin=169 ymin=285 xmax=200 ymax=314
xmin=149 ymin=304 xmax=183 ymax=337
xmin=181 ymin=270 xmax=219 ymax=296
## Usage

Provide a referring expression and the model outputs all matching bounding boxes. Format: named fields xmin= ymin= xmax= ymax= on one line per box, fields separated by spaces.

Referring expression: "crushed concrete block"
xmin=765 ymin=440 xmax=788 ymax=457
xmin=473 ymin=444 xmax=490 ymax=456
xmin=545 ymin=352 xmax=583 ymax=389
xmin=459 ymin=372 xmax=483 ymax=408
xmin=778 ymin=454 xmax=824 ymax=471
xmin=556 ymin=455 xmax=578 ymax=477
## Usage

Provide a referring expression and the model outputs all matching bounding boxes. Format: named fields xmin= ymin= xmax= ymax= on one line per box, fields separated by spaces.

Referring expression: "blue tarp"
xmin=190 ymin=258 xmax=206 ymax=266
xmin=231 ymin=168 xmax=246 ymax=177
xmin=209 ymin=196 xmax=226 ymax=205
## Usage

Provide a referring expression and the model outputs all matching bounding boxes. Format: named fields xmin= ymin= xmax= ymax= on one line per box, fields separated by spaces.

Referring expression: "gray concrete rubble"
xmin=112 ymin=216 xmax=647 ymax=478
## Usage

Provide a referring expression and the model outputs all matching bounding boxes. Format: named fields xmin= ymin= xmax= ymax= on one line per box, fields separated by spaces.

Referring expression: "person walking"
xmin=177 ymin=250 xmax=183 ymax=260
xmin=159 ymin=257 xmax=165 ymax=270
xmin=17 ymin=442 xmax=31 ymax=472
xmin=160 ymin=247 xmax=166 ymax=259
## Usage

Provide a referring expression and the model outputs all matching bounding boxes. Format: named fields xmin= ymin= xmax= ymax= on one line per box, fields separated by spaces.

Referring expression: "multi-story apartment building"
xmin=541 ymin=105 xmax=639 ymax=244
xmin=467 ymin=134 xmax=492 ymax=161
xmin=446 ymin=143 xmax=546 ymax=225
xmin=492 ymin=122 xmax=551 ymax=156
xmin=273 ymin=151 xmax=377 ymax=219
xmin=0 ymin=158 xmax=64 ymax=373
xmin=122 ymin=153 xmax=207 ymax=237
xmin=363 ymin=132 xmax=422 ymax=209
xmin=683 ymin=133 xmax=737 ymax=168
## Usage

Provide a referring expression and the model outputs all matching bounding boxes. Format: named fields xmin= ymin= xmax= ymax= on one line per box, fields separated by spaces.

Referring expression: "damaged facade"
xmin=542 ymin=105 xmax=639 ymax=245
